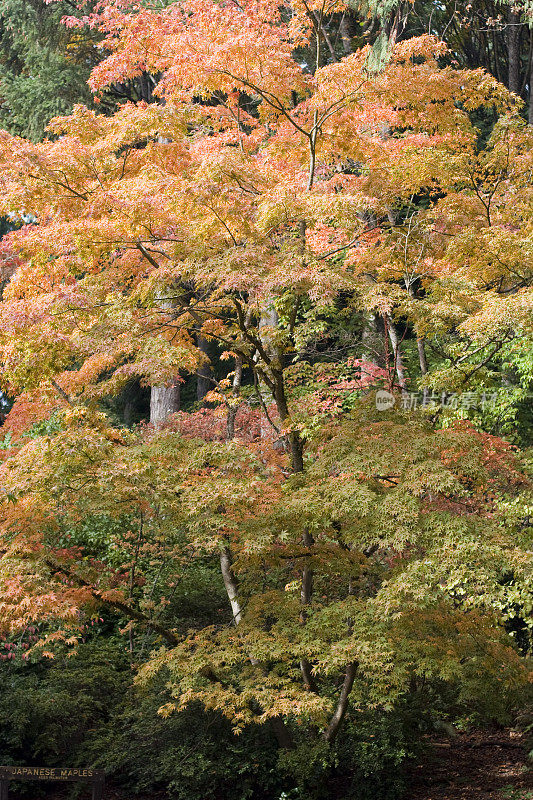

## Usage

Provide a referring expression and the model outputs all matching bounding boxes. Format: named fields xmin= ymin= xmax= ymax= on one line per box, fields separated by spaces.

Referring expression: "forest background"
xmin=0 ymin=0 xmax=532 ymax=798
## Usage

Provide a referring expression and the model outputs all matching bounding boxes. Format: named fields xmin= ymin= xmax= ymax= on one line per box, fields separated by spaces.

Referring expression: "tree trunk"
xmin=507 ymin=9 xmax=522 ymax=95
xmin=139 ymin=72 xmax=153 ymax=103
xmin=323 ymin=662 xmax=357 ymax=743
xmin=226 ymin=355 xmax=243 ymax=440
xmin=362 ymin=313 xmax=383 ymax=370
xmin=150 ymin=381 xmax=180 ymax=427
xmin=220 ymin=547 xmax=244 ymax=626
xmin=196 ymin=334 xmax=213 ymax=402
xmin=383 ymin=5 xmax=405 ymax=50
xmin=272 ymin=370 xmax=304 ymax=472
xmin=416 ymin=337 xmax=428 ymax=376
xmin=339 ymin=12 xmax=353 ymax=55
xmin=258 ymin=304 xmax=281 ymax=444
xmin=150 ymin=292 xmax=181 ymax=427
xmin=122 ymin=379 xmax=138 ymax=427
xmin=300 ymin=529 xmax=318 ymax=692
xmin=385 ymin=314 xmax=407 ymax=391
xmin=219 ymin=544 xmax=294 ymax=749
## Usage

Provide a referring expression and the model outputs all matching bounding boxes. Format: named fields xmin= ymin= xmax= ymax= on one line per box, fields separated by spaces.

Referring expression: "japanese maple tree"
xmin=0 ymin=0 xmax=531 ymax=753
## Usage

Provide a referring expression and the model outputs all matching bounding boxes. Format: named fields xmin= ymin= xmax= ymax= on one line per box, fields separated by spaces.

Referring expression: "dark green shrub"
xmin=83 ymin=693 xmax=282 ymax=800
xmin=0 ymin=639 xmax=129 ymax=764
xmin=278 ymin=708 xmax=415 ymax=800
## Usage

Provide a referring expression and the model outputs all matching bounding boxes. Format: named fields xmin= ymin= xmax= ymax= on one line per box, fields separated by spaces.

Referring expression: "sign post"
xmin=0 ymin=767 xmax=104 ymax=800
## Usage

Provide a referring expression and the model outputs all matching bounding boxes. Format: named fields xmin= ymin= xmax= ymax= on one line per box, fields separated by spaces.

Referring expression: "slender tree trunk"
xmin=490 ymin=27 xmax=505 ymax=84
xmin=123 ymin=398 xmax=134 ymax=427
xmin=122 ymin=378 xmax=141 ymax=427
xmin=220 ymin=547 xmax=244 ymax=626
xmin=196 ymin=334 xmax=213 ymax=402
xmin=383 ymin=3 xmax=405 ymax=50
xmin=406 ymin=284 xmax=427 ymax=379
xmin=226 ymin=355 xmax=243 ymax=440
xmin=323 ymin=662 xmax=357 ymax=743
xmin=416 ymin=336 xmax=429 ymax=404
xmin=507 ymin=8 xmax=522 ymax=95
xmin=417 ymin=337 xmax=428 ymax=377
xmin=219 ymin=544 xmax=294 ymax=748
xmin=272 ymin=370 xmax=304 ymax=472
xmin=385 ymin=314 xmax=407 ymax=391
xmin=339 ymin=12 xmax=352 ymax=55
xmin=300 ymin=529 xmax=318 ymax=692
xmin=362 ymin=313 xmax=382 ymax=371
xmin=258 ymin=305 xmax=282 ymax=444
xmin=139 ymin=72 xmax=153 ymax=103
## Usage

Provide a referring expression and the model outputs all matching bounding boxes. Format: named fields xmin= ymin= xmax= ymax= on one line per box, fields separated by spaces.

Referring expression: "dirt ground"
xmin=405 ymin=729 xmax=532 ymax=800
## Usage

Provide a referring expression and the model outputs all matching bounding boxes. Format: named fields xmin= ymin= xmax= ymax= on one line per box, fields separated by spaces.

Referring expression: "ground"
xmin=406 ymin=730 xmax=532 ymax=800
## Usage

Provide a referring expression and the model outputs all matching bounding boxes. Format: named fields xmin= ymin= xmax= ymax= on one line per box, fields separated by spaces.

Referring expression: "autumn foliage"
xmin=0 ymin=0 xmax=531 ymax=777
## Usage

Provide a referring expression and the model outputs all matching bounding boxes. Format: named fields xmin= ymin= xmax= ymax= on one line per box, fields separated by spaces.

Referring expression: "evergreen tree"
xmin=0 ymin=0 xmax=98 ymax=140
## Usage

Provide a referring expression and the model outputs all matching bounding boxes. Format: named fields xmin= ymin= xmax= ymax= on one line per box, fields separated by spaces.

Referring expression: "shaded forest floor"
xmin=406 ymin=729 xmax=532 ymax=800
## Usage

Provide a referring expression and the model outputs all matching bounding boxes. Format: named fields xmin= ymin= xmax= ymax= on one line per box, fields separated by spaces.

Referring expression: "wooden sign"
xmin=0 ymin=767 xmax=104 ymax=800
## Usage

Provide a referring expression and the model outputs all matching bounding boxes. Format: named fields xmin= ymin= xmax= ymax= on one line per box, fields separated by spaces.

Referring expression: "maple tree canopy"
xmin=0 ymin=0 xmax=531 ymax=750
